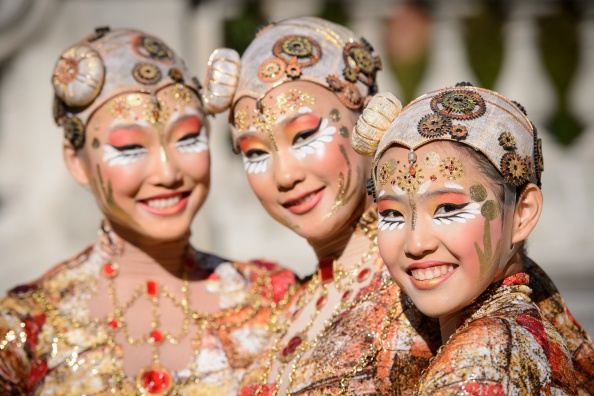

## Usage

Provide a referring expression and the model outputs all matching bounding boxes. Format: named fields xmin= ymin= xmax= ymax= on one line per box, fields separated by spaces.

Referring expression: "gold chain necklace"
xmin=256 ymin=223 xmax=391 ymax=395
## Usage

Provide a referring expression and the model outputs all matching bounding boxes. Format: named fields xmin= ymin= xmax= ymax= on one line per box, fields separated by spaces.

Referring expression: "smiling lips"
xmin=282 ymin=187 xmax=324 ymax=214
xmin=407 ymin=262 xmax=458 ymax=290
xmin=138 ymin=192 xmax=190 ymax=215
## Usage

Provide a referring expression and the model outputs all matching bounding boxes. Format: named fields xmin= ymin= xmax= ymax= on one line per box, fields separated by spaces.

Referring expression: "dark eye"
xmin=112 ymin=144 xmax=144 ymax=151
xmin=379 ymin=209 xmax=403 ymax=218
xmin=292 ymin=118 xmax=322 ymax=145
xmin=245 ymin=148 xmax=269 ymax=159
xmin=177 ymin=131 xmax=200 ymax=142
xmin=435 ymin=202 xmax=468 ymax=215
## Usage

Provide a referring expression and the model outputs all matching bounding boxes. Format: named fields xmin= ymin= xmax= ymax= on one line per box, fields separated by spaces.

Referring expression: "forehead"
xmin=378 ymin=141 xmax=490 ymax=183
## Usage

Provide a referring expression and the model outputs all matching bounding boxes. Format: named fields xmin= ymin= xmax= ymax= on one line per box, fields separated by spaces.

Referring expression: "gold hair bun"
xmin=352 ymin=91 xmax=402 ymax=156
xmin=52 ymin=44 xmax=105 ymax=107
xmin=202 ymin=48 xmax=240 ymax=114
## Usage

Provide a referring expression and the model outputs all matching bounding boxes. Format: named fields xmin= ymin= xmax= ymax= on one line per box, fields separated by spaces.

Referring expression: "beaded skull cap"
xmin=352 ymin=85 xmax=543 ymax=190
xmin=52 ymin=27 xmax=203 ymax=148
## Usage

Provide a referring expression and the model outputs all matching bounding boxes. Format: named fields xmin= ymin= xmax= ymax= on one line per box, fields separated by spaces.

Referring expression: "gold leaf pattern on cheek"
xmin=91 ymin=164 xmax=137 ymax=226
xmin=474 ymin=199 xmax=502 ymax=279
xmin=322 ymin=145 xmax=354 ymax=220
xmin=92 ymin=138 xmax=100 ymax=149
xmin=329 ymin=109 xmax=340 ymax=122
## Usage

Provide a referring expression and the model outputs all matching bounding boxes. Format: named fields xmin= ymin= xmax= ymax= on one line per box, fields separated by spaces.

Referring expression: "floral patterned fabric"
xmin=238 ymin=255 xmax=442 ymax=395
xmin=0 ymin=227 xmax=295 ymax=396
xmin=416 ymin=272 xmax=578 ymax=395
xmin=527 ymin=258 xmax=594 ymax=395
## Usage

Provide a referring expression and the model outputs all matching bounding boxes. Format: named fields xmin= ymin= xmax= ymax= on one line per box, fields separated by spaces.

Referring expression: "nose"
xmin=273 ymin=151 xmax=306 ymax=192
xmin=149 ymin=146 xmax=183 ymax=188
xmin=403 ymin=214 xmax=439 ymax=258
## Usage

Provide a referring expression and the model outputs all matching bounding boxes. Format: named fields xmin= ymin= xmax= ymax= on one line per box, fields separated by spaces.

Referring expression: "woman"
xmin=208 ymin=17 xmax=440 ymax=395
xmin=210 ymin=18 xmax=594 ymax=395
xmin=353 ymin=86 xmax=584 ymax=393
xmin=0 ymin=27 xmax=293 ymax=395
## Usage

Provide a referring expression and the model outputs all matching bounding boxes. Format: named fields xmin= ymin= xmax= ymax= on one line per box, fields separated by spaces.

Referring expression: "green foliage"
xmin=223 ymin=0 xmax=266 ymax=56
xmin=318 ymin=0 xmax=349 ymax=27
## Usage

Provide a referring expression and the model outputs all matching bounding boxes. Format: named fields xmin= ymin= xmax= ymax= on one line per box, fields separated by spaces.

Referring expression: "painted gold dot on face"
xmin=481 ymin=199 xmax=499 ymax=221
xmin=329 ymin=108 xmax=340 ymax=122
xmin=339 ymin=125 xmax=349 ymax=138
xmin=470 ymin=184 xmax=487 ymax=202
xmin=92 ymin=137 xmax=100 ymax=149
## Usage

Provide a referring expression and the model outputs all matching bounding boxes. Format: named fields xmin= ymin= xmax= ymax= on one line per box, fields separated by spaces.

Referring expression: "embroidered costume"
xmin=0 ymin=225 xmax=293 ymax=395
xmin=415 ymin=273 xmax=577 ymax=395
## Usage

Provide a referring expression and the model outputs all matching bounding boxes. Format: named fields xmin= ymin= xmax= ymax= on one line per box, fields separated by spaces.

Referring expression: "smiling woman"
xmin=0 ymin=27 xmax=294 ymax=395
xmin=355 ymin=86 xmax=594 ymax=394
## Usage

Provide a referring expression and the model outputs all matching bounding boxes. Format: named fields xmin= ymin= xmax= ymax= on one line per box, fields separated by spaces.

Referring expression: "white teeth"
xmin=288 ymin=192 xmax=316 ymax=207
xmin=146 ymin=196 xmax=181 ymax=209
xmin=411 ymin=265 xmax=455 ymax=281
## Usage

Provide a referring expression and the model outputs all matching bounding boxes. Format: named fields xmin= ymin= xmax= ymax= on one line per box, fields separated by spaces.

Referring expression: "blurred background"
xmin=0 ymin=0 xmax=592 ymax=334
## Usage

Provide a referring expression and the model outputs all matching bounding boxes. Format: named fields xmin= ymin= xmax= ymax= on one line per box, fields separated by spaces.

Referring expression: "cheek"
xmin=246 ymin=172 xmax=274 ymax=204
xmin=175 ymin=151 xmax=211 ymax=183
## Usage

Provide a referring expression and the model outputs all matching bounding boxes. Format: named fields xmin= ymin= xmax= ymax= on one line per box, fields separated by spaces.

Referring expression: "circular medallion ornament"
xmin=168 ymin=67 xmax=184 ymax=83
xmin=500 ymin=152 xmax=528 ymax=186
xmin=326 ymin=75 xmax=343 ymax=91
xmin=258 ymin=58 xmax=285 ymax=82
xmin=469 ymin=184 xmax=488 ymax=202
xmin=63 ymin=116 xmax=85 ymax=149
xmin=272 ymin=35 xmax=321 ymax=68
xmin=133 ymin=62 xmax=162 ymax=85
xmin=52 ymin=44 xmax=105 ymax=107
xmin=132 ymin=35 xmax=174 ymax=64
xmin=450 ymin=124 xmax=468 ymax=141
xmin=498 ymin=131 xmax=516 ymax=150
xmin=421 ymin=151 xmax=440 ymax=169
xmin=136 ymin=365 xmax=173 ymax=395
xmin=350 ymin=45 xmax=375 ymax=74
xmin=439 ymin=157 xmax=465 ymax=181
xmin=481 ymin=200 xmax=499 ymax=221
xmin=337 ymin=82 xmax=363 ymax=110
xmin=279 ymin=36 xmax=313 ymax=57
xmin=418 ymin=113 xmax=451 ymax=138
xmin=430 ymin=89 xmax=486 ymax=120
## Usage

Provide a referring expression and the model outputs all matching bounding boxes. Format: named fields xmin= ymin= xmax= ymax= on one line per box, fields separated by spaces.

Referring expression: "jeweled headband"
xmin=352 ymin=84 xmax=544 ymax=192
xmin=52 ymin=27 xmax=207 ymax=149
xmin=201 ymin=16 xmax=382 ymax=134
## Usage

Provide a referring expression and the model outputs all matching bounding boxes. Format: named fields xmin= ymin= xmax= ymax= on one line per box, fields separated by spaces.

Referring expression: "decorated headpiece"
xmin=52 ymin=27 xmax=206 ymax=149
xmin=203 ymin=17 xmax=382 ymax=129
xmin=352 ymin=84 xmax=544 ymax=193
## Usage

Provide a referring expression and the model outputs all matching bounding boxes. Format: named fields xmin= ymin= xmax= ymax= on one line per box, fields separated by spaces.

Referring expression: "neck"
xmin=104 ymin=221 xmax=191 ymax=278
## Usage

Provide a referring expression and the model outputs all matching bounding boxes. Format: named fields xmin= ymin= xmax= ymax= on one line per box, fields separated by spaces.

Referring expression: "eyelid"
xmin=112 ymin=143 xmax=145 ymax=151
xmin=291 ymin=118 xmax=322 ymax=145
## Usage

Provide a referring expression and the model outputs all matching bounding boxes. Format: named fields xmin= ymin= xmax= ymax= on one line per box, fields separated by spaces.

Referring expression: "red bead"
xmin=207 ymin=273 xmax=220 ymax=281
xmin=315 ymin=295 xmax=327 ymax=310
xmin=357 ymin=268 xmax=371 ymax=282
xmin=149 ymin=330 xmax=163 ymax=344
xmin=108 ymin=319 xmax=120 ymax=329
xmin=318 ymin=257 xmax=334 ymax=283
xmin=430 ymin=175 xmax=437 ymax=181
xmin=102 ymin=262 xmax=118 ymax=278
xmin=408 ymin=165 xmax=416 ymax=176
xmin=146 ymin=281 xmax=157 ymax=296
xmin=141 ymin=368 xmax=171 ymax=394
xmin=282 ymin=335 xmax=302 ymax=357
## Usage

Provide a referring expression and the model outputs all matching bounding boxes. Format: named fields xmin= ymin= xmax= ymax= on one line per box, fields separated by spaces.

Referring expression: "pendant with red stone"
xmin=279 ymin=334 xmax=305 ymax=362
xmin=341 ymin=289 xmax=352 ymax=302
xmin=108 ymin=318 xmax=120 ymax=329
xmin=136 ymin=365 xmax=173 ymax=395
xmin=102 ymin=262 xmax=119 ymax=278
xmin=315 ymin=295 xmax=327 ymax=310
xmin=318 ymin=257 xmax=335 ymax=283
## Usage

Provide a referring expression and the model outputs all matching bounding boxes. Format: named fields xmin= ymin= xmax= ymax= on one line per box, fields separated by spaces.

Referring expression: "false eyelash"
xmin=433 ymin=202 xmax=481 ymax=225
xmin=175 ymin=131 xmax=208 ymax=153
xmin=102 ymin=144 xmax=147 ymax=167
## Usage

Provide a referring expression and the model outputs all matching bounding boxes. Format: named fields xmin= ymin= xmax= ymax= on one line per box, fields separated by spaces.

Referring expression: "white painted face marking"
xmin=298 ymin=106 xmax=313 ymax=114
xmin=175 ymin=126 xmax=208 ymax=153
xmin=292 ymin=118 xmax=336 ymax=160
xmin=242 ymin=153 xmax=270 ymax=174
xmin=102 ymin=144 xmax=147 ymax=167
xmin=417 ymin=180 xmax=432 ymax=195
xmin=392 ymin=183 xmax=406 ymax=196
xmin=433 ymin=202 xmax=481 ymax=225
xmin=379 ymin=190 xmax=386 ymax=197
xmin=378 ymin=212 xmax=406 ymax=232
xmin=444 ymin=181 xmax=464 ymax=190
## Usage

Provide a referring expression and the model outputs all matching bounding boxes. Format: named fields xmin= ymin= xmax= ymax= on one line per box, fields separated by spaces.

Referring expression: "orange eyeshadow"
xmin=285 ymin=113 xmax=321 ymax=135
xmin=238 ymin=136 xmax=267 ymax=153
xmin=108 ymin=128 xmax=145 ymax=147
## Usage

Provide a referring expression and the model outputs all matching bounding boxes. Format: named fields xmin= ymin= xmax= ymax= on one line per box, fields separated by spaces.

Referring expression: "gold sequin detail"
xmin=470 ymin=184 xmax=487 ymax=202
xmin=421 ymin=151 xmax=440 ymax=169
xmin=234 ymin=110 xmax=248 ymax=133
xmin=108 ymin=97 xmax=130 ymax=119
xmin=439 ymin=157 xmax=465 ymax=181
xmin=276 ymin=89 xmax=315 ymax=112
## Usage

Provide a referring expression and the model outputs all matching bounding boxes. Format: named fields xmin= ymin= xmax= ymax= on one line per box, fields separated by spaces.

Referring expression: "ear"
xmin=63 ymin=139 xmax=90 ymax=186
xmin=510 ymin=183 xmax=543 ymax=244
